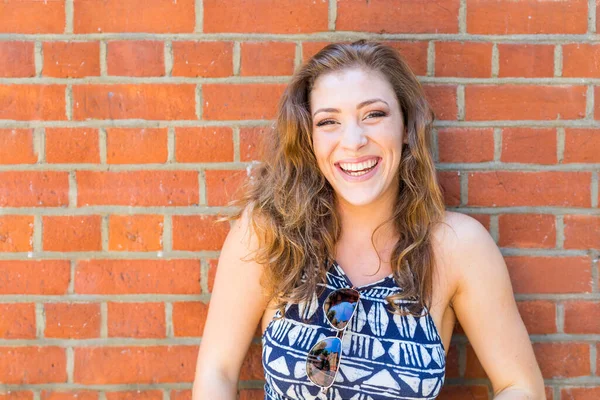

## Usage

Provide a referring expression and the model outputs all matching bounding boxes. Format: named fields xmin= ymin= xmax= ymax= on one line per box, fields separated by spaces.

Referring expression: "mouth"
xmin=335 ymin=157 xmax=381 ymax=177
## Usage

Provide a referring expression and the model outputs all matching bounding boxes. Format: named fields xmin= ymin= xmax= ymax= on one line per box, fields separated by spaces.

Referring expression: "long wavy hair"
xmin=224 ymin=39 xmax=446 ymax=316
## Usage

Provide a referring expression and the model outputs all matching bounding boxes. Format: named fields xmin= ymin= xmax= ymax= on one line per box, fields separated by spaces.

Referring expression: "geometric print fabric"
xmin=262 ymin=260 xmax=446 ymax=399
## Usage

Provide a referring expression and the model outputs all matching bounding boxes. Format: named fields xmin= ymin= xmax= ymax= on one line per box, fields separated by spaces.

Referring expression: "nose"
xmin=339 ymin=121 xmax=367 ymax=151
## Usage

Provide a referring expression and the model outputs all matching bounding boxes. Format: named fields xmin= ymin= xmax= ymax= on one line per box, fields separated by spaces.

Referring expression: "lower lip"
xmin=335 ymin=159 xmax=381 ymax=182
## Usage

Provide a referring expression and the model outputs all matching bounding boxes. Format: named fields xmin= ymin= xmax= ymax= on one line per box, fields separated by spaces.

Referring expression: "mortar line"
xmin=66 ymin=347 xmax=74 ymax=383
xmin=294 ymin=42 xmax=303 ymax=70
xmin=589 ymin=0 xmax=597 ymax=34
xmin=65 ymin=0 xmax=74 ymax=34
xmin=556 ymin=302 xmax=565 ymax=333
xmin=68 ymin=170 xmax=78 ymax=208
xmin=199 ymin=169 xmax=206 ymax=205
xmin=100 ymin=302 xmax=108 ymax=338
xmin=99 ymin=41 xmax=107 ymax=77
xmin=554 ymin=45 xmax=563 ymax=77
xmin=35 ymin=303 xmax=45 ymax=339
xmin=34 ymin=41 xmax=43 ymax=77
xmin=99 ymin=127 xmax=107 ymax=164
xmin=167 ymin=126 xmax=175 ymax=163
xmin=233 ymin=41 xmax=241 ymax=76
xmin=556 ymin=214 xmax=565 ymax=249
xmin=65 ymin=85 xmax=72 ymax=121
xmin=427 ymin=41 xmax=435 ymax=77
xmin=557 ymin=127 xmax=565 ymax=164
xmin=592 ymin=172 xmax=598 ymax=208
xmin=233 ymin=126 xmax=240 ymax=162
xmin=459 ymin=171 xmax=468 ymax=206
xmin=493 ymin=127 xmax=502 ymax=161
xmin=33 ymin=127 xmax=44 ymax=163
xmin=328 ymin=0 xmax=337 ymax=31
xmin=101 ymin=214 xmax=109 ymax=252
xmin=491 ymin=43 xmax=499 ymax=78
xmin=195 ymin=0 xmax=203 ymax=33
xmin=458 ymin=0 xmax=467 ymax=34
xmin=165 ymin=302 xmax=173 ymax=338
xmin=195 ymin=85 xmax=202 ymax=120
xmin=586 ymin=85 xmax=595 ymax=119
xmin=164 ymin=40 xmax=173 ymax=77
xmin=162 ymin=214 xmax=172 ymax=252
xmin=490 ymin=215 xmax=499 ymax=243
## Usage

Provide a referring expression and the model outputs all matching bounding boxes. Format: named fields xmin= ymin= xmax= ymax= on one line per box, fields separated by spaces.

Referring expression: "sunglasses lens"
xmin=306 ymin=337 xmax=342 ymax=388
xmin=324 ymin=288 xmax=359 ymax=330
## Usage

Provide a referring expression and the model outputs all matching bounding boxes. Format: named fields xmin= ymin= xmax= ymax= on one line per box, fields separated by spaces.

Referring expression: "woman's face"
xmin=310 ymin=67 xmax=407 ymax=208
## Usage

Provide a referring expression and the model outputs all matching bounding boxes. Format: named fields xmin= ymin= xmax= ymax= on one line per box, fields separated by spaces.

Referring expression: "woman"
xmin=193 ymin=40 xmax=545 ymax=399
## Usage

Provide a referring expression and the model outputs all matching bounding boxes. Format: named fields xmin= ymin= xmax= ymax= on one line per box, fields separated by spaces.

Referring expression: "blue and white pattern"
xmin=262 ymin=260 xmax=446 ymax=400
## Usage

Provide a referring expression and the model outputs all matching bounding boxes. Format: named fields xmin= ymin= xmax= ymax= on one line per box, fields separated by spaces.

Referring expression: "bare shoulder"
xmin=430 ymin=211 xmax=495 ymax=303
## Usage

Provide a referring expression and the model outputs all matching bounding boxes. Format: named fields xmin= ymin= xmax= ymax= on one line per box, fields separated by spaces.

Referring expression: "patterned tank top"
xmin=261 ymin=260 xmax=446 ymax=400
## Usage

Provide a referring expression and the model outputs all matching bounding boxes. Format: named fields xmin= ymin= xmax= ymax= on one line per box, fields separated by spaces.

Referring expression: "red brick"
xmin=0 ymin=215 xmax=34 ymax=252
xmin=73 ymin=346 xmax=197 ymax=384
xmin=468 ymin=172 xmax=590 ymax=207
xmin=172 ymin=302 xmax=209 ymax=337
xmin=240 ymin=42 xmax=296 ymax=76
xmin=498 ymin=44 xmax=554 ymax=78
xmin=75 ymin=259 xmax=201 ymax=295
xmin=437 ymin=171 xmax=461 ymax=206
xmin=204 ymin=0 xmax=328 ymax=33
xmin=0 ymin=347 xmax=67 ymax=384
xmin=465 ymin=85 xmax=586 ymax=121
xmin=42 ymin=215 xmax=102 ymax=252
xmin=239 ymin=343 xmax=264 ymax=380
xmin=43 ymin=42 xmax=100 ymax=78
xmin=0 ymin=42 xmax=35 ymax=77
xmin=107 ymin=302 xmax=165 ymax=338
xmin=0 ymin=393 xmax=33 ymax=400
xmin=41 ymin=391 xmax=97 ymax=400
xmin=202 ymin=84 xmax=285 ymax=120
xmin=467 ymin=0 xmax=588 ymax=34
xmin=77 ymin=170 xmax=199 ymax=206
xmin=435 ymin=42 xmax=492 ymax=78
xmin=533 ymin=342 xmax=590 ymax=378
xmin=498 ymin=214 xmax=556 ymax=248
xmin=505 ymin=256 xmax=592 ymax=294
xmin=597 ymin=87 xmax=600 ymax=119
xmin=205 ymin=170 xmax=248 ymax=206
xmin=74 ymin=0 xmax=195 ymax=33
xmin=0 ymin=129 xmax=37 ymax=164
xmin=563 ymin=44 xmax=600 ymax=78
xmin=0 ymin=171 xmax=69 ymax=207
xmin=207 ymin=259 xmax=218 ymax=292
xmin=240 ymin=127 xmax=268 ymax=162
xmin=384 ymin=41 xmax=429 ymax=77
xmin=564 ymin=215 xmax=600 ymax=250
xmin=106 ymin=391 xmax=161 ymax=400
xmin=0 ymin=260 xmax=70 ymax=295
xmin=302 ymin=41 xmax=342 ymax=63
xmin=175 ymin=127 xmax=234 ymax=163
xmin=0 ymin=85 xmax=66 ymax=121
xmin=516 ymin=300 xmax=557 ymax=334
xmin=108 ymin=215 xmax=163 ymax=252
xmin=238 ymin=390 xmax=263 ymax=400
xmin=170 ymin=390 xmax=190 ymax=400
xmin=423 ymin=85 xmax=457 ymax=121
xmin=44 ymin=303 xmax=101 ymax=339
xmin=72 ymin=84 xmax=196 ymax=120
xmin=337 ymin=0 xmax=459 ymax=34
xmin=564 ymin=301 xmax=600 ymax=334
xmin=172 ymin=41 xmax=233 ymax=78
xmin=172 ymin=215 xmax=230 ymax=252
xmin=45 ymin=128 xmax=100 ymax=164
xmin=437 ymin=385 xmax=489 ymax=400
xmin=501 ymin=128 xmax=557 ymax=164
xmin=546 ymin=387 xmax=554 ymax=400
xmin=107 ymin=41 xmax=164 ymax=77
xmin=562 ymin=387 xmax=600 ymax=400
xmin=437 ymin=128 xmax=494 ymax=162
xmin=0 ymin=1 xmax=65 ymax=33
xmin=106 ymin=128 xmax=168 ymax=164
xmin=0 ymin=303 xmax=36 ymax=339
xmin=563 ymin=128 xmax=600 ymax=163
xmin=467 ymin=214 xmax=490 ymax=231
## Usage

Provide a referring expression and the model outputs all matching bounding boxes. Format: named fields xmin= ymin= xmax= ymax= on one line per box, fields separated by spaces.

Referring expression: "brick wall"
xmin=0 ymin=0 xmax=598 ymax=399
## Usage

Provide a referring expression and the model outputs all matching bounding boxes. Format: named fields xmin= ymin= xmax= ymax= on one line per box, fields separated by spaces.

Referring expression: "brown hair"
xmin=223 ymin=39 xmax=446 ymax=316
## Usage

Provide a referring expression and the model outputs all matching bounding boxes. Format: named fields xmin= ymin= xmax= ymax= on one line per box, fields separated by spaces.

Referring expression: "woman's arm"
xmin=192 ymin=206 xmax=269 ymax=400
xmin=434 ymin=212 xmax=546 ymax=400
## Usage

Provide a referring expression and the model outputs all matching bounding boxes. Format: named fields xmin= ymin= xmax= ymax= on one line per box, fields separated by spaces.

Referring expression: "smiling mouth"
xmin=336 ymin=157 xmax=380 ymax=177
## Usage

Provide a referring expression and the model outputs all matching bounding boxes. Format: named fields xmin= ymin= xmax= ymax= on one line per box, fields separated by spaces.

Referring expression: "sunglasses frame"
xmin=305 ymin=287 xmax=361 ymax=393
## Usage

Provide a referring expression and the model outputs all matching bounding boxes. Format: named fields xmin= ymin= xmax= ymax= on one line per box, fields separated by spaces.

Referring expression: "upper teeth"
xmin=339 ymin=158 xmax=378 ymax=171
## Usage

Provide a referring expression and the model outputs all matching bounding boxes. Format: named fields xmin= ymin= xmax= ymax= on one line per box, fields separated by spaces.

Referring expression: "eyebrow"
xmin=312 ymin=98 xmax=389 ymax=118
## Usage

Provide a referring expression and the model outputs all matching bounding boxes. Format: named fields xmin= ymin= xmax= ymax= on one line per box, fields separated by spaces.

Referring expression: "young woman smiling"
xmin=193 ymin=40 xmax=545 ymax=400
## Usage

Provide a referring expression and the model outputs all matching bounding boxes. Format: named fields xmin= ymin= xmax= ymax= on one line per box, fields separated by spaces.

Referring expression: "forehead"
xmin=309 ymin=67 xmax=397 ymax=111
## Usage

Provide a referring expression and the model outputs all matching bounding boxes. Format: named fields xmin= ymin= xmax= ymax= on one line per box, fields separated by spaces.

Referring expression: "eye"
xmin=315 ymin=119 xmax=336 ymax=127
xmin=365 ymin=111 xmax=387 ymax=119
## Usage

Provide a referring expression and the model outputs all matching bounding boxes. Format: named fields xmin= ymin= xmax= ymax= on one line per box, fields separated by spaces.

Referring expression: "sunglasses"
xmin=305 ymin=287 xmax=361 ymax=393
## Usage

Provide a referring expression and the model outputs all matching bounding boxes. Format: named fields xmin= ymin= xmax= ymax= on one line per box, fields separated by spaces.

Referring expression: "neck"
xmin=334 ymin=184 xmax=399 ymax=254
